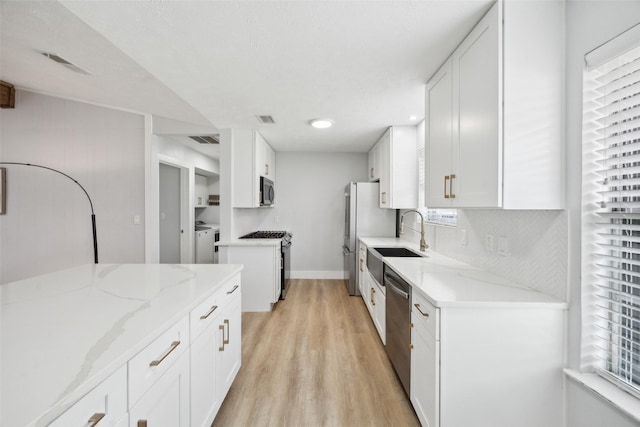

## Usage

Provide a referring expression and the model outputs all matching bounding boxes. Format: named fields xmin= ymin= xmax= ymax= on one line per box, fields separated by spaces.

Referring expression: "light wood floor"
xmin=213 ymin=279 xmax=420 ymax=427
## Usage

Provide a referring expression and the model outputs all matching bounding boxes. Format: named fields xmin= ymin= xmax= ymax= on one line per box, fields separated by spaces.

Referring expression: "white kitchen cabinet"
xmin=370 ymin=275 xmax=385 ymax=345
xmin=232 ymin=130 xmax=276 ymax=208
xmin=48 ymin=365 xmax=128 ymax=427
xmin=215 ymin=284 xmax=242 ymax=402
xmin=424 ymin=0 xmax=563 ymax=209
xmin=195 ymin=174 xmax=208 ymax=207
xmin=222 ymin=244 xmax=280 ymax=311
xmin=190 ymin=277 xmax=241 ymax=427
xmin=369 ymin=126 xmax=418 ymax=209
xmin=358 ymin=242 xmax=367 ymax=296
xmin=410 ymin=292 xmax=564 ymax=427
xmin=129 ymin=350 xmax=190 ymax=427
xmin=368 ymin=142 xmax=381 ymax=182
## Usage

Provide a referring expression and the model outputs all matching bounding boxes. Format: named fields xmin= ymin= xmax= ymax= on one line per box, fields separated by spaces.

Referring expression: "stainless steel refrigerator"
xmin=343 ymin=182 xmax=396 ymax=296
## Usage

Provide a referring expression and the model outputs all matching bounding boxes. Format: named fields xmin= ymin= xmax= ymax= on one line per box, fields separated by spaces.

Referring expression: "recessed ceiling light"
xmin=310 ymin=119 xmax=333 ymax=129
xmin=409 ymin=115 xmax=417 ymax=121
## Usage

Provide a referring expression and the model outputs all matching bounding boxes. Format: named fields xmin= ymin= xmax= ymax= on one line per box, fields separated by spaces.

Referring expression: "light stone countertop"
xmin=1 ymin=263 xmax=243 ymax=427
xmin=359 ymin=237 xmax=566 ymax=309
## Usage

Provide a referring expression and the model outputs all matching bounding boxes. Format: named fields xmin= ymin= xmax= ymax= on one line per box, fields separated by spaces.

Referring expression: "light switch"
xmin=498 ymin=236 xmax=509 ymax=257
xmin=485 ymin=233 xmax=495 ymax=252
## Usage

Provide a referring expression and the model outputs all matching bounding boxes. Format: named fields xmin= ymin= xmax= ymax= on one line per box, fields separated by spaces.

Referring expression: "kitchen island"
xmin=1 ymin=263 xmax=243 ymax=427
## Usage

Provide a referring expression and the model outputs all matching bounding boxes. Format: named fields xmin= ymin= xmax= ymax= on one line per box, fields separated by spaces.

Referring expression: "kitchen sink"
xmin=372 ymin=247 xmax=425 ymax=258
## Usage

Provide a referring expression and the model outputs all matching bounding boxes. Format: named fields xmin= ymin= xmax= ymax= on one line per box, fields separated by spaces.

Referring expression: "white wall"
xmin=233 ymin=152 xmax=368 ymax=278
xmin=0 ymin=90 xmax=145 ymax=284
xmin=564 ymin=1 xmax=640 ymax=425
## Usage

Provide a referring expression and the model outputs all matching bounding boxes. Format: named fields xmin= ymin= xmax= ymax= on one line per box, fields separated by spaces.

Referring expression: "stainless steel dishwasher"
xmin=384 ymin=264 xmax=412 ymax=397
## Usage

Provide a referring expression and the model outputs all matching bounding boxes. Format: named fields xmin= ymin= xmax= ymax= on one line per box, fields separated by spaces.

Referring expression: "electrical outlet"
xmin=460 ymin=229 xmax=467 ymax=246
xmin=485 ymin=233 xmax=495 ymax=252
xmin=498 ymin=236 xmax=509 ymax=257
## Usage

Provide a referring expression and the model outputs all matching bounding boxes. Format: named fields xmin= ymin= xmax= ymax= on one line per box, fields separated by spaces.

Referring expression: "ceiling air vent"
xmin=41 ymin=52 xmax=92 ymax=75
xmin=189 ymin=135 xmax=219 ymax=144
xmin=257 ymin=115 xmax=275 ymax=124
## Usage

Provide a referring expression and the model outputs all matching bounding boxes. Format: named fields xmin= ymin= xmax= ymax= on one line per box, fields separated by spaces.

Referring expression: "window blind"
xmin=584 ymin=42 xmax=640 ymax=398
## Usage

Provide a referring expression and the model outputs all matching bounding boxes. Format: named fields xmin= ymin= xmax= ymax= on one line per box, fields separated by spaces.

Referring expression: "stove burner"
xmin=240 ymin=231 xmax=289 ymax=239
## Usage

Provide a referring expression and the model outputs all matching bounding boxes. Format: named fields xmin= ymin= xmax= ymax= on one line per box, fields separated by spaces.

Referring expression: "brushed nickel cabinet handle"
xmin=149 ymin=340 xmax=180 ymax=367
xmin=223 ymin=319 xmax=230 ymax=344
xmin=200 ymin=305 xmax=218 ymax=320
xmin=370 ymin=167 xmax=374 ymax=178
xmin=219 ymin=324 xmax=225 ymax=351
xmin=359 ymin=259 xmax=364 ymax=272
xmin=227 ymin=284 xmax=239 ymax=294
xmin=88 ymin=413 xmax=105 ymax=427
xmin=414 ymin=303 xmax=430 ymax=318
xmin=381 ymin=192 xmax=387 ymax=204
xmin=449 ymin=174 xmax=456 ymax=199
xmin=444 ymin=175 xmax=450 ymax=199
xmin=265 ymin=164 xmax=269 ymax=175
xmin=138 ymin=420 xmax=148 ymax=427
xmin=371 ymin=287 xmax=375 ymax=306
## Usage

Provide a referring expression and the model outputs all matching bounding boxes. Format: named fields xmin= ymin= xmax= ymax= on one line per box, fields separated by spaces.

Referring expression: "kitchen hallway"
xmin=213 ymin=279 xmax=420 ymax=426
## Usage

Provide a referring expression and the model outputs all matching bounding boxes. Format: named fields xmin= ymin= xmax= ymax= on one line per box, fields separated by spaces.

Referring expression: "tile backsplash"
xmin=402 ymin=209 xmax=568 ymax=301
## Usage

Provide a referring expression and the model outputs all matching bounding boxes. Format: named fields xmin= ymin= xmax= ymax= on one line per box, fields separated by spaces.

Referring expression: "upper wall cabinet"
xmin=369 ymin=126 xmax=418 ymax=209
xmin=425 ymin=0 xmax=563 ymax=209
xmin=232 ymin=130 xmax=276 ymax=208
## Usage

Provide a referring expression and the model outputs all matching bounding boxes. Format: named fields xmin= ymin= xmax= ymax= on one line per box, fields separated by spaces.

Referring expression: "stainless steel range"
xmin=239 ymin=231 xmax=292 ymax=299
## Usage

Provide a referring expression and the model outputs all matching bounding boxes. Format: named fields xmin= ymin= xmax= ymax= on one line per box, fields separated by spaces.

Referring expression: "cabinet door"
xmin=368 ymin=143 xmax=381 ymax=182
xmin=191 ymin=322 xmax=220 ymax=427
xmin=274 ymin=247 xmax=282 ymax=302
xmin=266 ymin=144 xmax=275 ymax=181
xmin=411 ymin=312 xmax=439 ymax=427
xmin=372 ymin=283 xmax=386 ymax=345
xmin=453 ymin=5 xmax=500 ymax=207
xmin=129 ymin=351 xmax=190 ymax=427
xmin=216 ymin=292 xmax=242 ymax=403
xmin=378 ymin=129 xmax=391 ymax=207
xmin=425 ymin=59 xmax=454 ymax=208
xmin=358 ymin=247 xmax=367 ymax=296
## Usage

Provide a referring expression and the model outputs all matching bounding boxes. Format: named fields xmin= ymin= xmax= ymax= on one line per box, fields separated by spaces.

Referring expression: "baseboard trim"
xmin=291 ymin=270 xmax=346 ymax=280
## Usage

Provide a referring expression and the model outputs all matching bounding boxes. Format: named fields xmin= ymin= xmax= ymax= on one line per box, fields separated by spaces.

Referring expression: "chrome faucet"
xmin=400 ymin=210 xmax=428 ymax=252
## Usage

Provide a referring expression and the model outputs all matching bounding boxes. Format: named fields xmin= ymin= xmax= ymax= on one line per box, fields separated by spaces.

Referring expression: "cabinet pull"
xmin=200 ymin=305 xmax=218 ymax=320
xmin=371 ymin=287 xmax=375 ymax=306
xmin=444 ymin=175 xmax=450 ymax=199
xmin=227 ymin=284 xmax=239 ymax=294
xmin=359 ymin=259 xmax=364 ymax=272
xmin=223 ymin=319 xmax=230 ymax=344
xmin=219 ymin=324 xmax=225 ymax=351
xmin=149 ymin=340 xmax=180 ymax=367
xmin=265 ymin=163 xmax=269 ymax=175
xmin=449 ymin=174 xmax=456 ymax=199
xmin=137 ymin=421 xmax=148 ymax=427
xmin=88 ymin=413 xmax=105 ymax=427
xmin=370 ymin=167 xmax=374 ymax=178
xmin=381 ymin=192 xmax=387 ymax=204
xmin=414 ymin=303 xmax=430 ymax=318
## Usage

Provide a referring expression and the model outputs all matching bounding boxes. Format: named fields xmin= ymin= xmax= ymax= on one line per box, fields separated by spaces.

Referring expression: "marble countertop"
xmin=359 ymin=237 xmax=565 ymax=309
xmin=1 ymin=263 xmax=243 ymax=427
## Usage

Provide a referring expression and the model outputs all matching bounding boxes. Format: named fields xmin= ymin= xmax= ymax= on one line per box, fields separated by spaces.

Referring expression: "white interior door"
xmin=159 ymin=163 xmax=181 ymax=263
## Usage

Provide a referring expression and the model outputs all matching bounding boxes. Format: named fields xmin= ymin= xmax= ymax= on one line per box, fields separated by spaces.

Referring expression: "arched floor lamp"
xmin=0 ymin=162 xmax=98 ymax=263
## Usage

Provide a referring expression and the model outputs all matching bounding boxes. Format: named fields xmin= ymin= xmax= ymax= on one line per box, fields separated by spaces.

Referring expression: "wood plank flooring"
xmin=213 ymin=279 xmax=420 ymax=427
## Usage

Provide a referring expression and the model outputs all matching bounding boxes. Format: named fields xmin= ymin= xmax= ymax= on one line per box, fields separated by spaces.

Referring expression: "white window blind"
xmin=583 ymin=42 xmax=640 ymax=398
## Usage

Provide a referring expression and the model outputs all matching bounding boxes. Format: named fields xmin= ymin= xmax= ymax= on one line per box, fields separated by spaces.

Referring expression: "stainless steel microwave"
xmin=260 ymin=176 xmax=274 ymax=206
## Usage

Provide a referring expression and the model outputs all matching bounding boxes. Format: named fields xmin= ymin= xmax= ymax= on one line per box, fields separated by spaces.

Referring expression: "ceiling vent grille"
xmin=257 ymin=115 xmax=275 ymax=124
xmin=41 ymin=52 xmax=92 ymax=75
xmin=189 ymin=135 xmax=219 ymax=144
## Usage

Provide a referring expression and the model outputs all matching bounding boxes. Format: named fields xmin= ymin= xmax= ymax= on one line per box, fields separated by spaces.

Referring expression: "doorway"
xmin=159 ymin=163 xmax=181 ymax=263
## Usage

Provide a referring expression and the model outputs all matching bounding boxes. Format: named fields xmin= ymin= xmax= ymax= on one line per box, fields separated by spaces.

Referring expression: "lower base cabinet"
xmin=129 ymin=350 xmax=190 ymax=427
xmin=216 ymin=291 xmax=242 ymax=400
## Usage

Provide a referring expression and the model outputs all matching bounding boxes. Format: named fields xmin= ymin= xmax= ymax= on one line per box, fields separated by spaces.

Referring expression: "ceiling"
xmin=1 ymin=0 xmax=493 ymax=155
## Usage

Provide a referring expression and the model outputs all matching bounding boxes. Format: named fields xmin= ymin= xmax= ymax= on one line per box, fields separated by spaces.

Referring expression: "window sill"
xmin=564 ymin=369 xmax=640 ymax=423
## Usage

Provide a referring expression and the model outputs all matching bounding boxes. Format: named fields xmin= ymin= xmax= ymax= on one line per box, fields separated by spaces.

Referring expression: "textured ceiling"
xmin=2 ymin=1 xmax=493 ymax=154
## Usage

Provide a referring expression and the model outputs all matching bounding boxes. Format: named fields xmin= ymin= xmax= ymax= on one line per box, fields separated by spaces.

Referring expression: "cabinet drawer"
xmin=215 ymin=275 xmax=241 ymax=309
xmin=412 ymin=291 xmax=439 ymax=340
xmin=129 ymin=315 xmax=189 ymax=407
xmin=190 ymin=291 xmax=220 ymax=343
xmin=49 ymin=365 xmax=127 ymax=427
